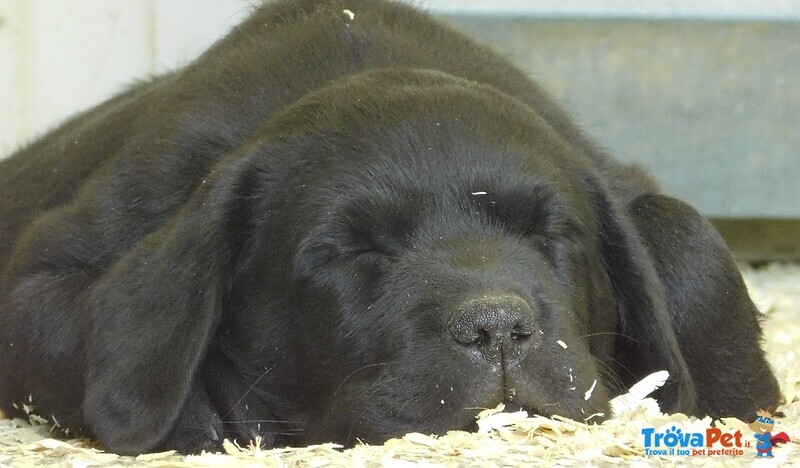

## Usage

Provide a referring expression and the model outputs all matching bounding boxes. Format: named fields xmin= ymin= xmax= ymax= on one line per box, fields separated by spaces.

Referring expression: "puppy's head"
xmin=226 ymin=69 xmax=630 ymax=445
xmin=79 ymin=69 xmax=694 ymax=454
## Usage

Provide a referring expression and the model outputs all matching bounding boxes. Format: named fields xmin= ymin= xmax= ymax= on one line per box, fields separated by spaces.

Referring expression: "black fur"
xmin=0 ymin=0 xmax=779 ymax=455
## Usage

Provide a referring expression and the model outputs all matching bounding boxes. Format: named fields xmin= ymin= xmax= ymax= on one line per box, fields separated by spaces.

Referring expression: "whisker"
xmin=171 ymin=424 xmax=223 ymax=451
xmin=217 ymin=419 xmax=300 ymax=425
xmin=593 ymin=356 xmax=628 ymax=396
xmin=605 ymin=355 xmax=637 ymax=383
xmin=222 ymin=365 xmax=276 ymax=420
xmin=332 ymin=363 xmax=388 ymax=399
xmin=581 ymin=331 xmax=639 ymax=342
xmin=216 ymin=419 xmax=302 ymax=425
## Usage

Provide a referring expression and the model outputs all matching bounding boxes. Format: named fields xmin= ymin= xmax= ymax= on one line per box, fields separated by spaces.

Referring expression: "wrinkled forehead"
xmin=296 ymin=135 xmax=593 ymax=247
xmin=274 ymin=70 xmax=595 ymax=227
xmin=278 ymin=67 xmax=582 ymax=175
xmin=321 ymin=121 xmax=587 ymax=217
xmin=325 ymin=145 xmax=566 ymax=210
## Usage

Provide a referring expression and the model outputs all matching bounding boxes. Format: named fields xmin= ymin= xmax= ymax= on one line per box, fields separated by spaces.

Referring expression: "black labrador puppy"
xmin=0 ymin=0 xmax=780 ymax=455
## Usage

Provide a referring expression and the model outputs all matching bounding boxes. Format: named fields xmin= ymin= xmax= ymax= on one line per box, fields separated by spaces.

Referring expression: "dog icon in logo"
xmin=748 ymin=408 xmax=791 ymax=458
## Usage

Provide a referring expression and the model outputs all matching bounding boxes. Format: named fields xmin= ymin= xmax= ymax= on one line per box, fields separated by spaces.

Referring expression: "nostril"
xmin=470 ymin=328 xmax=492 ymax=346
xmin=511 ymin=324 xmax=532 ymax=341
xmin=453 ymin=325 xmax=491 ymax=347
xmin=449 ymin=295 xmax=535 ymax=355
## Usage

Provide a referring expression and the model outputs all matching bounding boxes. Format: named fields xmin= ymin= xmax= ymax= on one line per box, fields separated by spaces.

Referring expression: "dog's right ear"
xmin=82 ymin=149 xmax=267 ymax=454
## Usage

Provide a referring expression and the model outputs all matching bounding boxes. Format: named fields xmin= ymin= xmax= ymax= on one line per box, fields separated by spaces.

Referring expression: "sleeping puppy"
xmin=0 ymin=0 xmax=780 ymax=455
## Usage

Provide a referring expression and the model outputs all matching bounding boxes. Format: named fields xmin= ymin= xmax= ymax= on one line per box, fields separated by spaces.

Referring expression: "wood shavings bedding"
xmin=1 ymin=263 xmax=798 ymax=466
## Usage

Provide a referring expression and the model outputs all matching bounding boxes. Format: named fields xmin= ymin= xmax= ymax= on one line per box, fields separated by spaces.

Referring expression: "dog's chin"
xmin=303 ymin=390 xmax=602 ymax=449
xmin=420 ymin=400 xmax=542 ymax=437
xmin=489 ymin=399 xmax=608 ymax=426
xmin=501 ymin=400 xmax=531 ymax=414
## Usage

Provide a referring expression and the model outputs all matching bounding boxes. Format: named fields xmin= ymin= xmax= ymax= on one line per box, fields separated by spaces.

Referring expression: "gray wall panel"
xmin=440 ymin=16 xmax=800 ymax=218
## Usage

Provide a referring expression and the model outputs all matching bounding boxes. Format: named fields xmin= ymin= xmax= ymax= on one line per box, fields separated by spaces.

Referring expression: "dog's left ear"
xmin=82 ymin=152 xmax=265 ymax=454
xmin=592 ymin=188 xmax=698 ymax=414
xmin=623 ymin=193 xmax=780 ymax=419
xmin=597 ymin=184 xmax=780 ymax=419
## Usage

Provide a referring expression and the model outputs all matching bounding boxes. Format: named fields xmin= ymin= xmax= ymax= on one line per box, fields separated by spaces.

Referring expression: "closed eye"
xmin=350 ymin=245 xmax=393 ymax=261
xmin=295 ymin=233 xmax=394 ymax=276
xmin=476 ymin=192 xmax=553 ymax=239
xmin=467 ymin=185 xmax=583 ymax=244
xmin=295 ymin=240 xmax=341 ymax=273
xmin=342 ymin=202 xmax=415 ymax=258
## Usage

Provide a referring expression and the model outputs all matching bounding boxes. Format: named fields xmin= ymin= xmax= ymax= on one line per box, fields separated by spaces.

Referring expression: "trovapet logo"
xmin=747 ymin=408 xmax=791 ymax=459
xmin=642 ymin=407 xmax=792 ymax=459
xmin=641 ymin=425 xmax=748 ymax=457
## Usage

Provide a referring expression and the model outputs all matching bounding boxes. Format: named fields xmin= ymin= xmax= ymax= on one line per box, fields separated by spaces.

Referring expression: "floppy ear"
xmin=82 ymin=153 xmax=264 ymax=453
xmin=625 ymin=194 xmax=780 ymax=419
xmin=593 ymin=189 xmax=698 ymax=414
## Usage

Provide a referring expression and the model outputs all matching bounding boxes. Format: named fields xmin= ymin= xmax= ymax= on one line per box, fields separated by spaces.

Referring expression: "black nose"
xmin=449 ymin=296 xmax=535 ymax=362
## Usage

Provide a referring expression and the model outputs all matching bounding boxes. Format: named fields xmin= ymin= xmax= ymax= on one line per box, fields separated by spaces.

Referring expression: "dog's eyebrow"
xmin=466 ymin=184 xmax=560 ymax=236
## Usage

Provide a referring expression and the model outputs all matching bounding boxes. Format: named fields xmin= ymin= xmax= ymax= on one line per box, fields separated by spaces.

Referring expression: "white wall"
xmin=1 ymin=0 xmax=797 ymax=158
xmin=0 ymin=0 xmax=253 ymax=158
